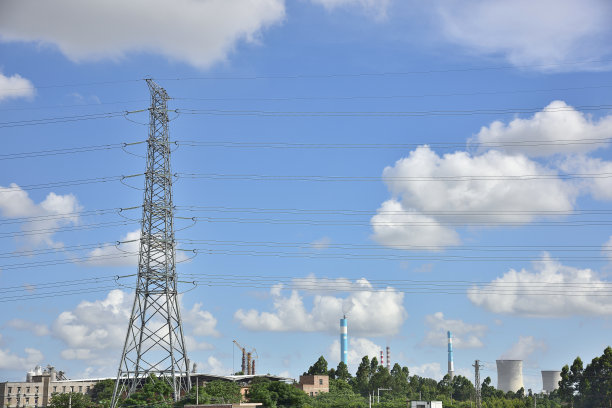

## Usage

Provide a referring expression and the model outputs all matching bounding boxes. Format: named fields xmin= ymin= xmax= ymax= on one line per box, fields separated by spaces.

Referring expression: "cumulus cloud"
xmin=234 ymin=276 xmax=407 ymax=336
xmin=474 ymin=101 xmax=612 ymax=157
xmin=85 ymin=230 xmax=140 ymax=266
xmin=310 ymin=0 xmax=390 ymax=19
xmin=0 ymin=347 xmax=43 ymax=370
xmin=0 ymin=183 xmax=82 ymax=247
xmin=500 ymin=336 xmax=546 ymax=360
xmin=468 ymin=254 xmax=612 ymax=316
xmin=557 ymin=155 xmax=612 ymax=201
xmin=183 ymin=302 xmax=220 ymax=337
xmin=0 ymin=0 xmax=285 ymax=69
xmin=329 ymin=337 xmax=382 ymax=366
xmin=0 ymin=72 xmax=35 ymax=102
xmin=372 ymin=146 xmax=575 ymax=248
xmin=410 ymin=362 xmax=443 ymax=381
xmin=421 ymin=312 xmax=487 ymax=349
xmin=7 ymin=319 xmax=50 ymax=336
xmin=311 ymin=236 xmax=332 ymax=250
xmin=434 ymin=0 xmax=612 ymax=70
xmin=51 ymin=289 xmax=132 ymax=354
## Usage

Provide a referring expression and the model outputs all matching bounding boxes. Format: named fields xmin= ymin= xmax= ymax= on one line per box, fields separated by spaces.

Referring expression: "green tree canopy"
xmin=48 ymin=392 xmax=92 ymax=408
xmin=306 ymin=356 xmax=329 ymax=376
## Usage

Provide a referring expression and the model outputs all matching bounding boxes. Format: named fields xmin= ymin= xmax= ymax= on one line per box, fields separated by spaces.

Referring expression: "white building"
xmin=0 ymin=366 xmax=108 ymax=408
xmin=410 ymin=401 xmax=443 ymax=408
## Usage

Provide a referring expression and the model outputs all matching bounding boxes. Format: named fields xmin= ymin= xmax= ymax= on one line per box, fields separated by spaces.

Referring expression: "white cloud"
xmin=372 ymin=146 xmax=575 ymax=248
xmin=410 ymin=362 xmax=443 ymax=381
xmin=183 ymin=302 xmax=220 ymax=337
xmin=421 ymin=312 xmax=487 ymax=349
xmin=468 ymin=254 xmax=612 ymax=316
xmin=51 ymin=289 xmax=132 ymax=354
xmin=199 ymin=356 xmax=230 ymax=376
xmin=85 ymin=230 xmax=140 ymax=266
xmin=558 ymin=155 xmax=612 ymax=201
xmin=0 ymin=347 xmax=43 ymax=370
xmin=500 ymin=336 xmax=546 ymax=360
xmin=311 ymin=236 xmax=332 ymax=250
xmin=434 ymin=0 xmax=612 ymax=70
xmin=7 ymin=319 xmax=50 ymax=336
xmin=474 ymin=101 xmax=612 ymax=157
xmin=0 ymin=0 xmax=285 ymax=69
xmin=0 ymin=184 xmax=82 ymax=247
xmin=328 ymin=337 xmax=381 ymax=366
xmin=60 ymin=348 xmax=95 ymax=361
xmin=234 ymin=276 xmax=407 ymax=336
xmin=371 ymin=200 xmax=460 ymax=249
xmin=310 ymin=0 xmax=390 ymax=19
xmin=0 ymin=72 xmax=35 ymax=102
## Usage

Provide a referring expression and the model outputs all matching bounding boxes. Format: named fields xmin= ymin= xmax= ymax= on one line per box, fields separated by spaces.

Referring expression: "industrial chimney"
xmin=386 ymin=346 xmax=390 ymax=371
xmin=541 ymin=370 xmax=561 ymax=393
xmin=340 ymin=316 xmax=348 ymax=365
xmin=496 ymin=360 xmax=524 ymax=392
xmin=448 ymin=331 xmax=454 ymax=379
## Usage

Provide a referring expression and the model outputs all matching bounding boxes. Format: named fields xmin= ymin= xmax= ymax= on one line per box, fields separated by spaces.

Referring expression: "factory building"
xmin=541 ymin=371 xmax=561 ymax=393
xmin=0 ymin=366 xmax=106 ymax=408
xmin=496 ymin=360 xmax=524 ymax=393
xmin=296 ymin=375 xmax=329 ymax=397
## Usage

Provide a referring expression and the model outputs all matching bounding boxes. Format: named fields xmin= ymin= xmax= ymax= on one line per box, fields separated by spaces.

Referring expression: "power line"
xmin=0 ymin=109 xmax=146 ymax=128
xmin=174 ymin=103 xmax=612 ymax=118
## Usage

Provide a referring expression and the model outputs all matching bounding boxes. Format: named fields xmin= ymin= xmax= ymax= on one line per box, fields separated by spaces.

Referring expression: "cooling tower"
xmin=340 ymin=316 xmax=348 ymax=365
xmin=496 ymin=360 xmax=524 ymax=393
xmin=541 ymin=370 xmax=561 ymax=393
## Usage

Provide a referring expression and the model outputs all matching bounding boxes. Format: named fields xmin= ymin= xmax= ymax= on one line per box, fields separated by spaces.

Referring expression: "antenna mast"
xmin=111 ymin=79 xmax=190 ymax=407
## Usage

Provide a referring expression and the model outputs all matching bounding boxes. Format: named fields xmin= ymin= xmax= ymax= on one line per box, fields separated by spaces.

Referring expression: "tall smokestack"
xmin=386 ymin=346 xmax=390 ymax=371
xmin=340 ymin=316 xmax=348 ymax=365
xmin=380 ymin=350 xmax=384 ymax=367
xmin=448 ymin=331 xmax=454 ymax=379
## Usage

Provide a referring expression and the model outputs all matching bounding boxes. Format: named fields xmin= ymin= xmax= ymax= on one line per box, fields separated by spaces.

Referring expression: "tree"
xmin=559 ymin=356 xmax=583 ymax=405
xmin=122 ymin=374 xmax=174 ymax=408
xmin=90 ymin=379 xmax=114 ymax=406
xmin=579 ymin=346 xmax=612 ymax=407
xmin=48 ymin=393 xmax=92 ymax=408
xmin=354 ymin=356 xmax=371 ymax=396
xmin=390 ymin=363 xmax=410 ymax=396
xmin=247 ymin=378 xmax=308 ymax=408
xmin=306 ymin=356 xmax=329 ymax=376
xmin=336 ymin=361 xmax=352 ymax=381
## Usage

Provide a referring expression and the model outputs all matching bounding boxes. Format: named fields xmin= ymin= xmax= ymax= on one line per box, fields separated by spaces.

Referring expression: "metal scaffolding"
xmin=111 ymin=79 xmax=190 ymax=407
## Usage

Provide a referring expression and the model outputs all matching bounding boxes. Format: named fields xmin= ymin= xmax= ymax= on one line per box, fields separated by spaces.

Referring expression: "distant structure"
xmin=386 ymin=346 xmax=390 ymax=371
xmin=447 ymin=331 xmax=454 ymax=379
xmin=380 ymin=350 xmax=384 ymax=367
xmin=496 ymin=360 xmax=524 ymax=393
xmin=233 ymin=340 xmax=257 ymax=375
xmin=340 ymin=316 xmax=348 ymax=365
xmin=0 ymin=366 xmax=106 ymax=408
xmin=410 ymin=401 xmax=443 ymax=408
xmin=296 ymin=375 xmax=329 ymax=397
xmin=541 ymin=370 xmax=561 ymax=393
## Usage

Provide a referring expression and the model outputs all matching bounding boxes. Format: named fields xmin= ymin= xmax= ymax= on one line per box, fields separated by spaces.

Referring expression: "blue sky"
xmin=2 ymin=0 xmax=612 ymax=393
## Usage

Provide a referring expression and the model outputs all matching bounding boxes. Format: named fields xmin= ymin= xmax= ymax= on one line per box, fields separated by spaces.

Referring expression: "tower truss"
xmin=111 ymin=79 xmax=190 ymax=407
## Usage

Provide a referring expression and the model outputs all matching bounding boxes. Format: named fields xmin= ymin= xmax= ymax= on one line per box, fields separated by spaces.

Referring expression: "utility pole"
xmin=473 ymin=360 xmax=483 ymax=408
xmin=377 ymin=388 xmax=391 ymax=403
xmin=111 ymin=79 xmax=190 ymax=407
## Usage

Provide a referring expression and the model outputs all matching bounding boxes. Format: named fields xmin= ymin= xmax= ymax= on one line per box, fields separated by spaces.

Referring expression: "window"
xmin=26 ymin=388 xmax=30 ymax=394
xmin=78 ymin=386 xmax=82 ymax=392
xmin=70 ymin=387 xmax=74 ymax=392
xmin=35 ymin=387 xmax=39 ymax=394
xmin=53 ymin=387 xmax=56 ymax=393
xmin=17 ymin=388 xmax=21 ymax=393
xmin=62 ymin=386 xmax=66 ymax=393
xmin=86 ymin=386 xmax=90 ymax=392
xmin=319 ymin=379 xmax=323 ymax=385
xmin=8 ymin=387 xmax=12 ymax=394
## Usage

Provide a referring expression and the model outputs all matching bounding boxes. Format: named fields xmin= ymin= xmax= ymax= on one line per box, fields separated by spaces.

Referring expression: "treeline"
xmin=49 ymin=347 xmax=612 ymax=408
xmin=303 ymin=356 xmax=561 ymax=408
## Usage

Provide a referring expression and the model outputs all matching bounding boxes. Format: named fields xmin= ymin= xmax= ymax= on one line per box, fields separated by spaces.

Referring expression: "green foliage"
xmin=49 ymin=392 xmax=92 ymax=408
xmin=247 ymin=378 xmax=308 ymax=408
xmin=122 ymin=374 xmax=174 ymax=408
xmin=335 ymin=361 xmax=352 ymax=381
xmin=306 ymin=356 xmax=329 ymax=376
xmin=178 ymin=380 xmax=242 ymax=406
xmin=90 ymin=379 xmax=115 ymax=406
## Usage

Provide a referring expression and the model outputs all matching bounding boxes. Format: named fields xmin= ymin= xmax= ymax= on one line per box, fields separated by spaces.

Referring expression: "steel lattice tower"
xmin=111 ymin=79 xmax=190 ymax=407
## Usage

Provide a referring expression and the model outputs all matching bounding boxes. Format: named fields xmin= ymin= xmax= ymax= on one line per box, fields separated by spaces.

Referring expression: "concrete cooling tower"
xmin=541 ymin=370 xmax=561 ymax=393
xmin=496 ymin=360 xmax=524 ymax=393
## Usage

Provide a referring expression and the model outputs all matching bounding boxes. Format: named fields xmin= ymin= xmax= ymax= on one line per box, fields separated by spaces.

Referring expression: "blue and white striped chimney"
xmin=340 ymin=316 xmax=348 ymax=365
xmin=448 ymin=330 xmax=454 ymax=379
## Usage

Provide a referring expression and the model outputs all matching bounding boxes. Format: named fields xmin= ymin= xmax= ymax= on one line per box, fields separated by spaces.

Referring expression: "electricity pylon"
xmin=111 ymin=79 xmax=190 ymax=407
